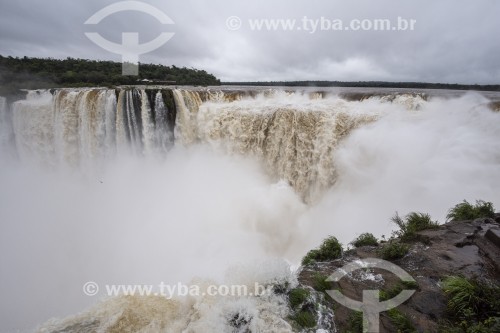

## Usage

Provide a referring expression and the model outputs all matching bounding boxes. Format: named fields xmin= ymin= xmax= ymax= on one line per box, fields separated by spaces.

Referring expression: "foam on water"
xmin=39 ymin=259 xmax=296 ymax=333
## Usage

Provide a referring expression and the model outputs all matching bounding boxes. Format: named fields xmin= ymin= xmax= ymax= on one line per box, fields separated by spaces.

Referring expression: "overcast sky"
xmin=0 ymin=0 xmax=499 ymax=83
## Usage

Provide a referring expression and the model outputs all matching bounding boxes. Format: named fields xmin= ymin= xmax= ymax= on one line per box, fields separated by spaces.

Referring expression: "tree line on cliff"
xmin=224 ymin=80 xmax=500 ymax=91
xmin=0 ymin=55 xmax=221 ymax=95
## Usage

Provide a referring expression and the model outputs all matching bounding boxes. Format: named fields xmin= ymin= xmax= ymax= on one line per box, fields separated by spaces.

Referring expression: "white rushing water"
xmin=0 ymin=88 xmax=499 ymax=332
xmin=0 ymin=96 xmax=14 ymax=160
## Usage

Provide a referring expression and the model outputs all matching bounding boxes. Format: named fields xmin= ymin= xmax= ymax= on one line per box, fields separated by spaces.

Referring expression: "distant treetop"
xmin=223 ymin=80 xmax=500 ymax=91
xmin=0 ymin=55 xmax=221 ymax=95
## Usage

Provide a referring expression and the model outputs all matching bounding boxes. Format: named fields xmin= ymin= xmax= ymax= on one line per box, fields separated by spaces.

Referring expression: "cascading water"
xmin=12 ymin=90 xmax=55 ymax=167
xmin=6 ymin=87 xmax=407 ymax=201
xmin=52 ymin=89 xmax=118 ymax=168
xmin=0 ymin=96 xmax=14 ymax=159
xmin=139 ymin=90 xmax=176 ymax=156
xmin=152 ymin=90 xmax=175 ymax=153
xmin=172 ymin=89 xmax=203 ymax=145
xmin=75 ymin=89 xmax=116 ymax=169
xmin=8 ymin=88 xmax=176 ymax=171
xmin=170 ymin=89 xmax=430 ymax=201
xmin=192 ymin=93 xmax=380 ymax=202
xmin=116 ymin=89 xmax=143 ymax=155
xmin=1 ymin=87 xmax=500 ymax=333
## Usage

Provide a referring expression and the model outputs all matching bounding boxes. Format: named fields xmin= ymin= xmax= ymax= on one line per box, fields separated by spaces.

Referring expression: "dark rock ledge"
xmin=298 ymin=214 xmax=500 ymax=332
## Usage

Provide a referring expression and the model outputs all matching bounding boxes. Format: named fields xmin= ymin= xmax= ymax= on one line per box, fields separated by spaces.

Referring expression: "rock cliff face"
xmin=298 ymin=215 xmax=500 ymax=332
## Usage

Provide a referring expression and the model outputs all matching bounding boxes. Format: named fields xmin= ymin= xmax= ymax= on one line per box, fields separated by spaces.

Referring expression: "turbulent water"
xmin=5 ymin=88 xmax=423 ymax=201
xmin=1 ymin=87 xmax=500 ymax=332
xmin=10 ymin=89 xmax=175 ymax=170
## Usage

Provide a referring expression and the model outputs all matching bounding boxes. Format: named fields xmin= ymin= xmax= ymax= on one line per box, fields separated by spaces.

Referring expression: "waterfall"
xmin=76 ymin=90 xmax=117 ymax=169
xmin=3 ymin=87 xmax=500 ymax=333
xmin=12 ymin=90 xmax=55 ymax=167
xmin=172 ymin=89 xmax=203 ymax=145
xmin=141 ymin=89 xmax=155 ymax=155
xmin=140 ymin=89 xmax=177 ymax=155
xmin=5 ymin=87 xmax=430 ymax=200
xmin=172 ymin=89 xmax=383 ymax=201
xmin=116 ymin=89 xmax=143 ymax=155
xmin=9 ymin=88 xmax=175 ymax=169
xmin=0 ymin=96 xmax=8 ymax=145
xmin=153 ymin=90 xmax=175 ymax=153
xmin=0 ymin=96 xmax=15 ymax=160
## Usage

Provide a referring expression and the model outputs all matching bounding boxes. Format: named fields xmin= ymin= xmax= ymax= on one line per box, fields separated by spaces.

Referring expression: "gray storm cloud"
xmin=0 ymin=0 xmax=499 ymax=83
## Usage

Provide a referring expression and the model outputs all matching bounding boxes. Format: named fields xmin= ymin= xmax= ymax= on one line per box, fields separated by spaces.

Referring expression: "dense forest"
xmin=0 ymin=55 xmax=221 ymax=95
xmin=223 ymin=80 xmax=500 ymax=91
xmin=2 ymin=55 xmax=499 ymax=96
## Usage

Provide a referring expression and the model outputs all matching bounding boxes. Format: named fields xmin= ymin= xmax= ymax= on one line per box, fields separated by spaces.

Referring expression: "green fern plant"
xmin=446 ymin=200 xmax=495 ymax=221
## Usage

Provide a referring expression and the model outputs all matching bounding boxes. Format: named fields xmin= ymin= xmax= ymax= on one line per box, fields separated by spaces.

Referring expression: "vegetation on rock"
xmin=295 ymin=200 xmax=498 ymax=332
xmin=387 ymin=308 xmax=417 ymax=332
xmin=288 ymin=288 xmax=310 ymax=309
xmin=391 ymin=212 xmax=439 ymax=241
xmin=350 ymin=232 xmax=378 ymax=247
xmin=378 ymin=241 xmax=410 ymax=260
xmin=446 ymin=200 xmax=495 ymax=222
xmin=301 ymin=236 xmax=342 ymax=266
xmin=346 ymin=311 xmax=363 ymax=333
xmin=312 ymin=273 xmax=332 ymax=293
xmin=379 ymin=280 xmax=418 ymax=301
xmin=441 ymin=276 xmax=500 ymax=332
xmin=290 ymin=310 xmax=316 ymax=328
